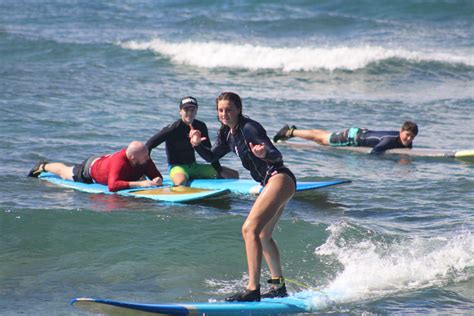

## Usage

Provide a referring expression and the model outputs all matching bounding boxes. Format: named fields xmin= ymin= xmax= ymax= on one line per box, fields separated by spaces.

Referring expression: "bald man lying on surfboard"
xmin=28 ymin=141 xmax=163 ymax=192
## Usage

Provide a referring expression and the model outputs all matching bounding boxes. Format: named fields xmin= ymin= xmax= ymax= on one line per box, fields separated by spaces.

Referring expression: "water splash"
xmin=310 ymin=221 xmax=474 ymax=309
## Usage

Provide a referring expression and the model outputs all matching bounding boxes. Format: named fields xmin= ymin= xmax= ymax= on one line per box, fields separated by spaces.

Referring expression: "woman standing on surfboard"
xmin=190 ymin=92 xmax=296 ymax=302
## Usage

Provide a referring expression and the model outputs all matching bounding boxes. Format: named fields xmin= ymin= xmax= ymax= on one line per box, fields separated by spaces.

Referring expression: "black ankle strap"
xmin=267 ymin=277 xmax=285 ymax=285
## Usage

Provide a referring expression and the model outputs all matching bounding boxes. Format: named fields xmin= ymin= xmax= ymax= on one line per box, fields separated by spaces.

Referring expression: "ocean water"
xmin=1 ymin=1 xmax=473 ymax=315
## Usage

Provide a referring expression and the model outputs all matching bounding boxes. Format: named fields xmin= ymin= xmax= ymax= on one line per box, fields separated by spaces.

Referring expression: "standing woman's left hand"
xmin=188 ymin=124 xmax=207 ymax=146
xmin=249 ymin=142 xmax=266 ymax=158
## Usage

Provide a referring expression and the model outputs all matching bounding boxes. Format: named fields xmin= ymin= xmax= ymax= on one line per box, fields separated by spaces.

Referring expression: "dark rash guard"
xmin=146 ymin=119 xmax=222 ymax=171
xmin=90 ymin=149 xmax=162 ymax=192
xmin=195 ymin=116 xmax=284 ymax=183
xmin=359 ymin=130 xmax=412 ymax=155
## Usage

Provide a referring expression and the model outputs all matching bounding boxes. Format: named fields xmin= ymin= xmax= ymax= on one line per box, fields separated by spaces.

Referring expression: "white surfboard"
xmin=278 ymin=141 xmax=474 ymax=160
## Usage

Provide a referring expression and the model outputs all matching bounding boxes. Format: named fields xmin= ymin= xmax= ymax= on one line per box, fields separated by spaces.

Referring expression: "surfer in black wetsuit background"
xmin=146 ymin=96 xmax=238 ymax=185
xmin=190 ymin=92 xmax=296 ymax=302
xmin=273 ymin=121 xmax=418 ymax=155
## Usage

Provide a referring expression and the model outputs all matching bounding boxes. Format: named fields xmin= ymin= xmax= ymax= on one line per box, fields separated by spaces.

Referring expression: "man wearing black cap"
xmin=146 ymin=96 xmax=239 ymax=185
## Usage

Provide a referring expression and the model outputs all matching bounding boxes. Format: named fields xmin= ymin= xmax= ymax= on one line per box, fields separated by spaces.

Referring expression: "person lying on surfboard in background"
xmin=273 ymin=121 xmax=418 ymax=155
xmin=146 ymin=96 xmax=239 ymax=186
xmin=189 ymin=92 xmax=296 ymax=302
xmin=28 ymin=141 xmax=163 ymax=192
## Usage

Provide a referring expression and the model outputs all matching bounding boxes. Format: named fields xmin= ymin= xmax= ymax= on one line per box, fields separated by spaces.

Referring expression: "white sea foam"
xmin=120 ymin=38 xmax=474 ymax=72
xmin=307 ymin=221 xmax=474 ymax=310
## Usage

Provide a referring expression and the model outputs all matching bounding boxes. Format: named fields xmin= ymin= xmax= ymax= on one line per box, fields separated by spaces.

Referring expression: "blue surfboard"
xmin=71 ymin=296 xmax=313 ymax=315
xmin=38 ymin=172 xmax=229 ymax=203
xmin=186 ymin=178 xmax=351 ymax=195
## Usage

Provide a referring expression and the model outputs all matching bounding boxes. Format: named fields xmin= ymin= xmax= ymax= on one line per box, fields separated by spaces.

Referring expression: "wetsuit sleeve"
xmin=200 ymin=124 xmax=223 ymax=172
xmin=107 ymin=156 xmax=131 ymax=192
xmin=370 ymin=137 xmax=396 ymax=155
xmin=195 ymin=128 xmax=231 ymax=163
xmin=244 ymin=121 xmax=282 ymax=163
xmin=145 ymin=159 xmax=162 ymax=180
xmin=145 ymin=122 xmax=175 ymax=153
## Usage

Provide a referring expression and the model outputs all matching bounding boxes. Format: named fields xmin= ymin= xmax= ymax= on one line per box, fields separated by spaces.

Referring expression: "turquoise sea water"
xmin=1 ymin=1 xmax=473 ymax=315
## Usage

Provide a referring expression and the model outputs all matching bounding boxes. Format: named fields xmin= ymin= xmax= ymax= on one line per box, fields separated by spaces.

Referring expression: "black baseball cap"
xmin=180 ymin=96 xmax=198 ymax=109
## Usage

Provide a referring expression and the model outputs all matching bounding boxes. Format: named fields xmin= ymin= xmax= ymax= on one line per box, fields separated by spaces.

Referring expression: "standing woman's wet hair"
xmin=216 ymin=92 xmax=244 ymax=120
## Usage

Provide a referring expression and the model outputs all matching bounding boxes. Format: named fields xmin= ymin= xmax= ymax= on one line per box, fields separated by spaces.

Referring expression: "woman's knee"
xmin=242 ymin=220 xmax=261 ymax=241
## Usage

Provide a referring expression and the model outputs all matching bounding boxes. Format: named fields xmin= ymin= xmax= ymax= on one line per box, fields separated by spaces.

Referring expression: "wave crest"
xmin=120 ymin=38 xmax=474 ymax=72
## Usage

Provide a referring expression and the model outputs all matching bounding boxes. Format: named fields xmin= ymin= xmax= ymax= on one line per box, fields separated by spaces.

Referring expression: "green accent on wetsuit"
xmin=328 ymin=127 xmax=361 ymax=146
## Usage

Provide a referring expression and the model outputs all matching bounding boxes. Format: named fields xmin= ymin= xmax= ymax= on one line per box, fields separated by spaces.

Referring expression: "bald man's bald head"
xmin=127 ymin=141 xmax=147 ymax=155
xmin=126 ymin=141 xmax=150 ymax=167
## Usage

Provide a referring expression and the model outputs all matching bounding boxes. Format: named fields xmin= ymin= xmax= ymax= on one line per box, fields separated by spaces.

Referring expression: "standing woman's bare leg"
xmin=260 ymin=202 xmax=287 ymax=279
xmin=242 ymin=173 xmax=295 ymax=291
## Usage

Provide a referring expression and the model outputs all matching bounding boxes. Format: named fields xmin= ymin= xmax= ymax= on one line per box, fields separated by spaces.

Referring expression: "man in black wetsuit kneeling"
xmin=146 ymin=96 xmax=239 ymax=185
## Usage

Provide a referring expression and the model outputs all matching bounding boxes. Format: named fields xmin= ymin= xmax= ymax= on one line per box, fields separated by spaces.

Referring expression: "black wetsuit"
xmin=195 ymin=116 xmax=296 ymax=186
xmin=146 ymin=119 xmax=222 ymax=171
xmin=359 ymin=130 xmax=412 ymax=155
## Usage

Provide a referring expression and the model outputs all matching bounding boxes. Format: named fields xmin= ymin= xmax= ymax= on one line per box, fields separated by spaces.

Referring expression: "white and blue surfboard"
xmin=71 ymin=296 xmax=313 ymax=315
xmin=186 ymin=178 xmax=351 ymax=195
xmin=38 ymin=172 xmax=229 ymax=203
